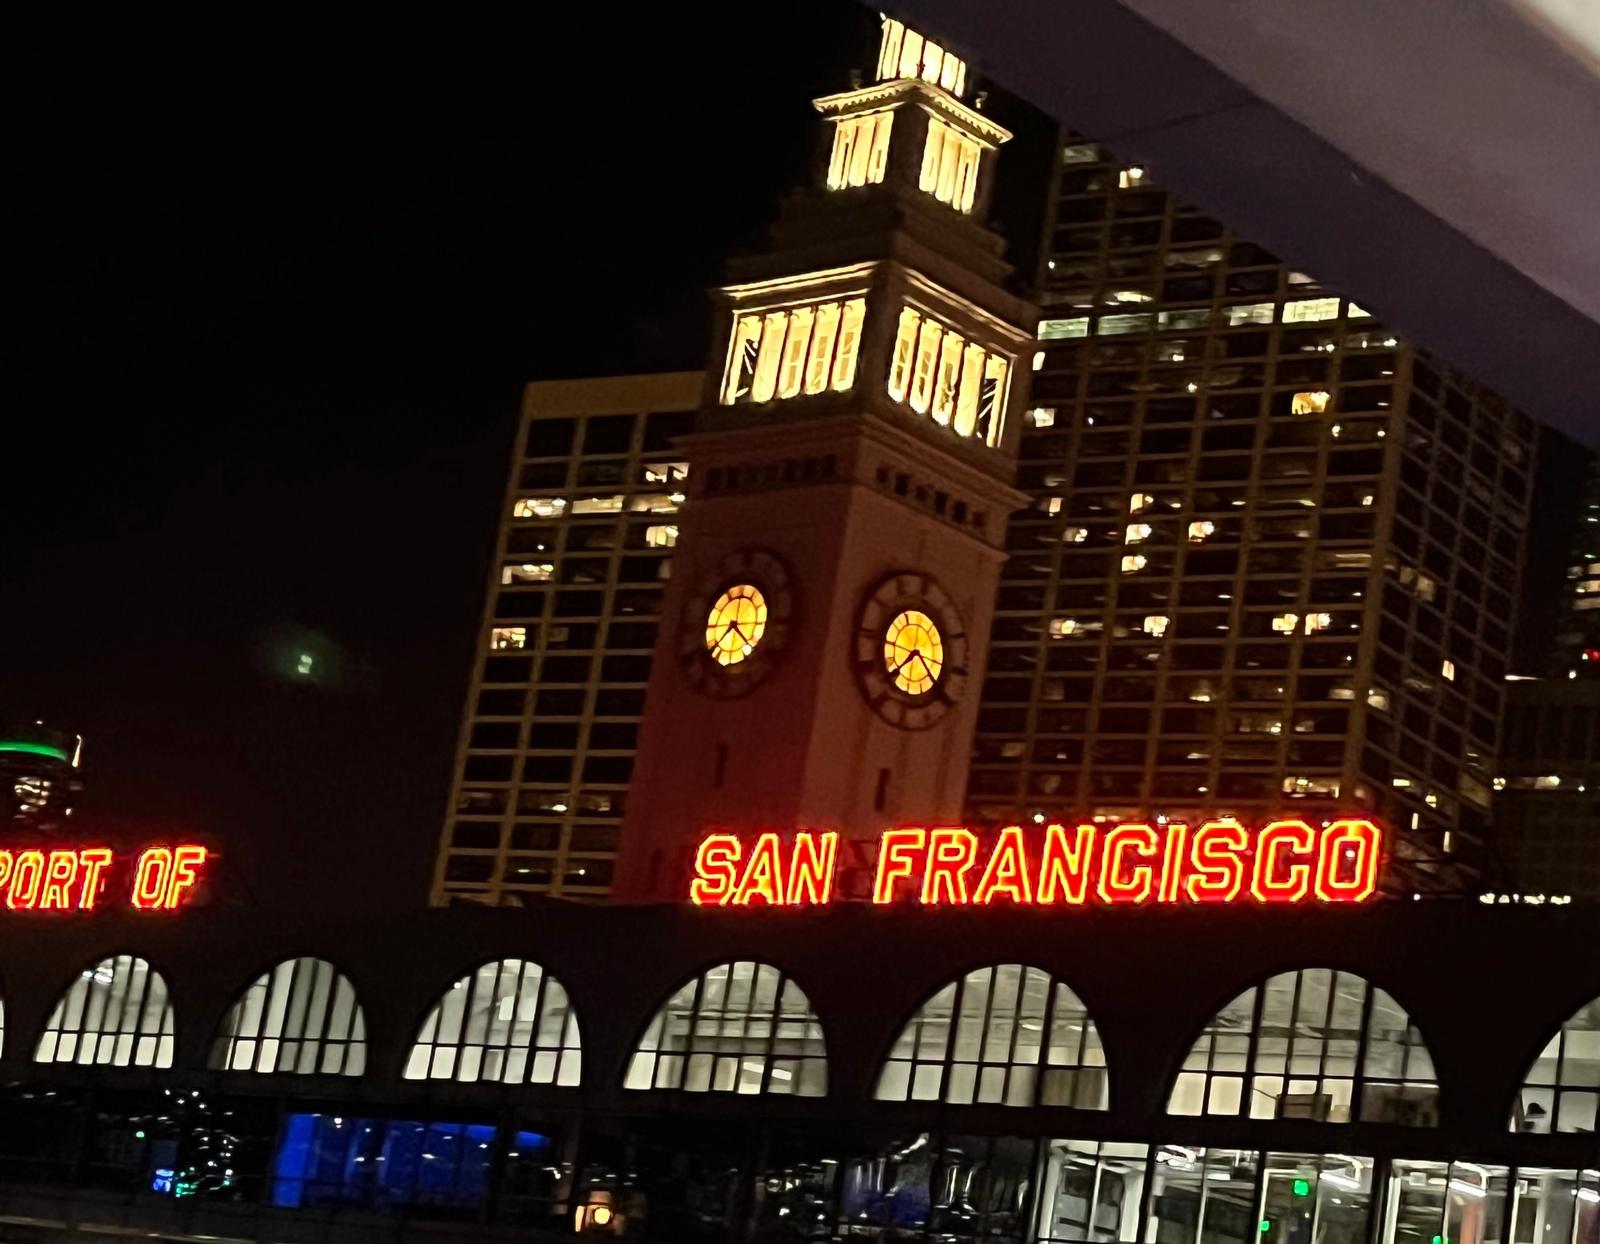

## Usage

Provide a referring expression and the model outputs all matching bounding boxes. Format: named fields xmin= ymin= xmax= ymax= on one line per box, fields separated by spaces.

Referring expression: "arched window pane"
xmin=874 ymin=964 xmax=1107 ymax=1109
xmin=624 ymin=961 xmax=826 ymax=1096
xmin=210 ymin=957 xmax=366 ymax=1076
xmin=1166 ymin=968 xmax=1437 ymax=1125
xmin=403 ymin=958 xmax=581 ymax=1086
xmin=37 ymin=955 xmax=173 ymax=1069
xmin=1514 ymin=996 xmax=1600 ymax=1133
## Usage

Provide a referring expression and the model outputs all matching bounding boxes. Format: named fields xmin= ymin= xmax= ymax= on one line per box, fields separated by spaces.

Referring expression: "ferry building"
xmin=3 ymin=17 xmax=1582 ymax=1244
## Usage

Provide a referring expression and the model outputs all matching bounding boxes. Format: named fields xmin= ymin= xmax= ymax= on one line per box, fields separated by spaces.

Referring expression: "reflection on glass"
xmin=1260 ymin=1153 xmax=1372 ymax=1244
xmin=1035 ymin=1140 xmax=1149 ymax=1243
xmin=929 ymin=1136 xmax=1035 ymax=1242
xmin=1383 ymin=1161 xmax=1509 ymax=1244
xmin=1146 ymin=1147 xmax=1259 ymax=1244
xmin=839 ymin=1132 xmax=934 ymax=1236
xmin=1510 ymin=1168 xmax=1600 ymax=1244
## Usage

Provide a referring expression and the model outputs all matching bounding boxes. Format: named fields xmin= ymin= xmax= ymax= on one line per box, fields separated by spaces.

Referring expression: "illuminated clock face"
xmin=883 ymin=609 xmax=943 ymax=695
xmin=705 ymin=584 xmax=768 ymax=666
xmin=855 ymin=573 xmax=967 ymax=729
xmin=679 ymin=550 xmax=794 ymax=698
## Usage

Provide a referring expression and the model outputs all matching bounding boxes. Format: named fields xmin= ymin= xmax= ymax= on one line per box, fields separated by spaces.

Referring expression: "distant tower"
xmin=613 ymin=19 xmax=1036 ymax=901
xmin=0 ymin=719 xmax=84 ymax=834
xmin=1553 ymin=456 xmax=1600 ymax=676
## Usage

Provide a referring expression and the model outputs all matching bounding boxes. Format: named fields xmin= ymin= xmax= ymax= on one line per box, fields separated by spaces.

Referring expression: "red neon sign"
xmin=688 ymin=820 xmax=1382 ymax=908
xmin=0 ymin=845 xmax=210 ymax=913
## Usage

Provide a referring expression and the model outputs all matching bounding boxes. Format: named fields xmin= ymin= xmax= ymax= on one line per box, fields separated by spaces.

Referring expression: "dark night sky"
xmin=0 ymin=8 xmax=1580 ymax=913
xmin=0 ymin=5 xmax=1053 ymax=912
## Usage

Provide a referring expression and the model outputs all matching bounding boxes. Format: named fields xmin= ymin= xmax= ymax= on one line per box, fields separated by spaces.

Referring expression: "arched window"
xmin=1514 ymin=997 xmax=1600 ymax=1133
xmin=624 ymin=961 xmax=826 ymax=1095
xmin=1167 ymin=967 xmax=1436 ymax=1125
xmin=36 ymin=954 xmax=174 ymax=1068
xmin=210 ymin=957 xmax=366 ymax=1075
xmin=404 ymin=958 xmax=580 ymax=1086
xmin=875 ymin=964 xmax=1107 ymax=1108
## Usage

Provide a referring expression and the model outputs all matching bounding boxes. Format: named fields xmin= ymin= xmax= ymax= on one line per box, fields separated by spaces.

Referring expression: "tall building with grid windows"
xmin=1492 ymin=452 xmax=1600 ymax=898
xmin=432 ymin=373 xmax=700 ymax=904
xmin=963 ymin=137 xmax=1538 ymax=894
xmin=1551 ymin=460 xmax=1600 ymax=677
xmin=1497 ymin=679 xmax=1600 ymax=898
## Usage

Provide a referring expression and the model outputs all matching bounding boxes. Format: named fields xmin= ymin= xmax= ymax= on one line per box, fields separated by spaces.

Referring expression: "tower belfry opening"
xmin=611 ymin=17 xmax=1038 ymax=901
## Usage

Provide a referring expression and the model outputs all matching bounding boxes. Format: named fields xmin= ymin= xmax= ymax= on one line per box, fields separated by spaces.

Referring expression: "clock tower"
xmin=612 ymin=18 xmax=1037 ymax=902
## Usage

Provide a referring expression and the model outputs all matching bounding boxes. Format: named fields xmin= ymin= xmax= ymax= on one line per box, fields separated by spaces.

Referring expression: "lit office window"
xmin=513 ymin=497 xmax=566 ymax=519
xmin=1167 ymin=968 xmax=1437 ymax=1124
xmin=404 ymin=958 xmax=580 ymax=1086
xmin=875 ymin=964 xmax=1107 ymax=1108
xmin=490 ymin=626 xmax=526 ymax=650
xmin=210 ymin=957 xmax=366 ymax=1075
xmin=36 ymin=954 xmax=174 ymax=1068
xmin=1282 ymin=297 xmax=1342 ymax=324
xmin=624 ymin=961 xmax=826 ymax=1096
xmin=1515 ymin=997 xmax=1600 ymax=1132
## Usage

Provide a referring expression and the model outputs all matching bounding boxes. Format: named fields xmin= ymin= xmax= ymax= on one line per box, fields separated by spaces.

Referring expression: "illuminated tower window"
xmin=721 ymin=296 xmax=866 ymax=407
xmin=884 ymin=304 xmax=1011 ymax=447
xmin=876 ymin=17 xmax=967 ymax=96
xmin=826 ymin=111 xmax=894 ymax=190
xmin=920 ymin=117 xmax=983 ymax=214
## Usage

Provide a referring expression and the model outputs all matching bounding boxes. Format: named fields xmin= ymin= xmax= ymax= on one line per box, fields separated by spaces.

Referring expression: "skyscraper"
xmin=1550 ymin=458 xmax=1600 ymax=677
xmin=433 ymin=26 xmax=1539 ymax=905
xmin=431 ymin=374 xmax=700 ymax=904
xmin=1491 ymin=448 xmax=1600 ymax=898
xmin=965 ymin=134 xmax=1537 ymax=893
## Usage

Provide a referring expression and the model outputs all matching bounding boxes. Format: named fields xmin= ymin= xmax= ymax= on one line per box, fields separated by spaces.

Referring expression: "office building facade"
xmin=1552 ymin=459 xmax=1600 ymax=676
xmin=1497 ymin=678 xmax=1600 ymax=897
xmin=963 ymin=138 xmax=1535 ymax=893
xmin=432 ymin=374 xmax=700 ymax=903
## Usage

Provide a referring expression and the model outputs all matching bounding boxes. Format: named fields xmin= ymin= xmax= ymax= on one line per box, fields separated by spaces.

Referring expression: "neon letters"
xmin=0 ymin=845 xmax=210 ymax=913
xmin=688 ymin=820 xmax=1381 ymax=908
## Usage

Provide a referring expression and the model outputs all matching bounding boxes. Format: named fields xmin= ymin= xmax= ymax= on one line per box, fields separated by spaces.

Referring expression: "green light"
xmin=135 ymin=1130 xmax=147 ymax=1140
xmin=1292 ymin=1179 xmax=1311 ymax=1197
xmin=0 ymin=741 xmax=68 ymax=762
xmin=1259 ymin=1222 xmax=1272 ymax=1234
